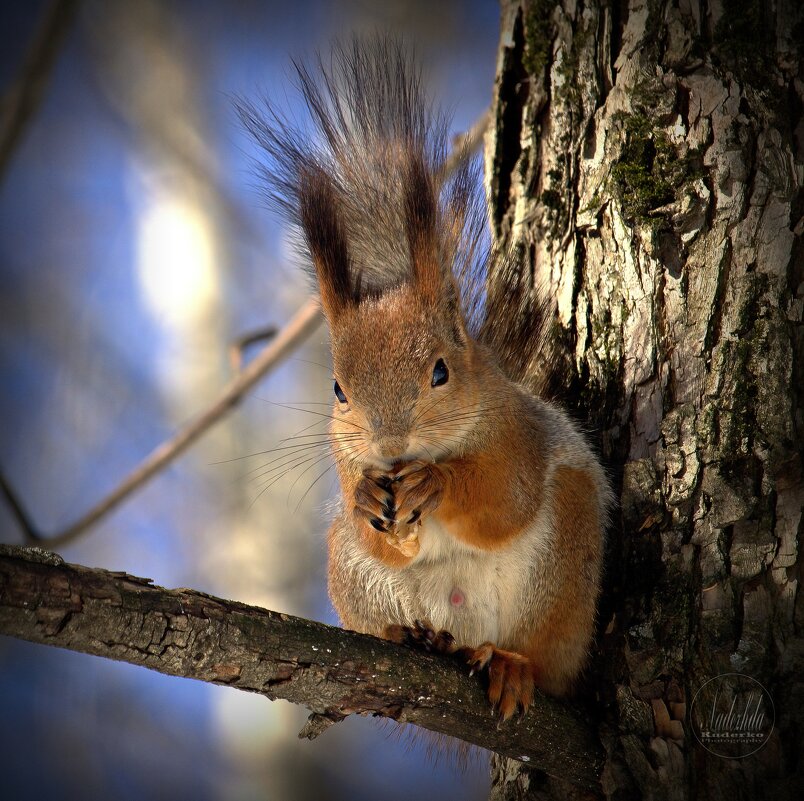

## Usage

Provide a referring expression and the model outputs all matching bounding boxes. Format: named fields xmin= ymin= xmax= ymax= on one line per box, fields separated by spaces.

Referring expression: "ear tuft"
xmin=444 ymin=278 xmax=469 ymax=347
xmin=403 ymin=150 xmax=442 ymax=301
xmin=298 ymin=167 xmax=352 ymax=320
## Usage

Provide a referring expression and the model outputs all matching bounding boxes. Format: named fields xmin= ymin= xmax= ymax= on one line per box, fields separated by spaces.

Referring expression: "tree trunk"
xmin=486 ymin=1 xmax=803 ymax=799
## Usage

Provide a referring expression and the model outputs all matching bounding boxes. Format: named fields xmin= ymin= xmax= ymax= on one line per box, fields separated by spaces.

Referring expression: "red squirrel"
xmin=242 ymin=38 xmax=612 ymax=720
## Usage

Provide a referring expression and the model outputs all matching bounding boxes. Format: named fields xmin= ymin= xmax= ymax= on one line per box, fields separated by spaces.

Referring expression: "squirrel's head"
xmin=299 ymin=155 xmax=484 ymax=470
xmin=328 ymin=284 xmax=479 ymax=469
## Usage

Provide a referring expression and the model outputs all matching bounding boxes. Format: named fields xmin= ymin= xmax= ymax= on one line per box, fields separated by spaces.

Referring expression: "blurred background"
xmin=0 ymin=1 xmax=499 ymax=799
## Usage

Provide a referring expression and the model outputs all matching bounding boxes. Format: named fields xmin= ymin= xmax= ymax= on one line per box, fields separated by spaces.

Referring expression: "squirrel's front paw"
xmin=385 ymin=460 xmax=444 ymax=528
xmin=354 ymin=473 xmax=395 ymax=533
xmin=354 ymin=473 xmax=420 ymax=557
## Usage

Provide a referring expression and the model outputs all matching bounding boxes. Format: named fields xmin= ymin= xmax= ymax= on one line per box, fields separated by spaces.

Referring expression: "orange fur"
xmin=433 ymin=415 xmax=547 ymax=550
xmin=516 ymin=466 xmax=602 ymax=696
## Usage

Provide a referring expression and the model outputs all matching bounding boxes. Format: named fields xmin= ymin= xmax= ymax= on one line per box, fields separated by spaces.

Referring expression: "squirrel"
xmin=241 ymin=38 xmax=613 ymax=720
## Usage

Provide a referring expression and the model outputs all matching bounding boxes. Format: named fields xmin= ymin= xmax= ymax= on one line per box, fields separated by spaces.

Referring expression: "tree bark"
xmin=0 ymin=543 xmax=603 ymax=791
xmin=486 ymin=1 xmax=803 ymax=799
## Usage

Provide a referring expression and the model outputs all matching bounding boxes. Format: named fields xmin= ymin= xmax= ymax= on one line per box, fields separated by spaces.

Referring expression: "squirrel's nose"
xmin=376 ymin=435 xmax=408 ymax=460
xmin=371 ymin=420 xmax=408 ymax=459
xmin=370 ymin=413 xmax=410 ymax=461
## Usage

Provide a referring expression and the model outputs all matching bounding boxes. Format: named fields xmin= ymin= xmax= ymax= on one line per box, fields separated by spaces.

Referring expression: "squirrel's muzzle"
xmin=373 ymin=434 xmax=409 ymax=461
xmin=367 ymin=417 xmax=410 ymax=466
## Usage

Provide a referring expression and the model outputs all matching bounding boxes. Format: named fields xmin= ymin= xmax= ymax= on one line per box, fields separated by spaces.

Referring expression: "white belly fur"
xmin=401 ymin=512 xmax=551 ymax=648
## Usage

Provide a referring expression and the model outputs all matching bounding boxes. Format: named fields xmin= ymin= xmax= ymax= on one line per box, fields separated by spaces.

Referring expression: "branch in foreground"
xmin=0 ymin=545 xmax=603 ymax=790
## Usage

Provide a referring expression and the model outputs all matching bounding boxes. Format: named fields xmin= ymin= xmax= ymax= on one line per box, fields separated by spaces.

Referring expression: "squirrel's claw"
xmin=389 ymin=463 xmax=443 ymax=525
xmin=354 ymin=474 xmax=395 ymax=531
xmin=387 ymin=625 xmax=536 ymax=721
xmin=357 ymin=462 xmax=441 ymax=549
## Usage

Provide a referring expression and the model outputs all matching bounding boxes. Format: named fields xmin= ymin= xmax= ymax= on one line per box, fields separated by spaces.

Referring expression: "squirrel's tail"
xmin=471 ymin=246 xmax=562 ymax=398
xmin=240 ymin=36 xmax=557 ymax=396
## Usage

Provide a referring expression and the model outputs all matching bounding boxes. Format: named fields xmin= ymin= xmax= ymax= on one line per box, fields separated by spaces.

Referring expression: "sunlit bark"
xmin=487 ymin=1 xmax=802 ymax=798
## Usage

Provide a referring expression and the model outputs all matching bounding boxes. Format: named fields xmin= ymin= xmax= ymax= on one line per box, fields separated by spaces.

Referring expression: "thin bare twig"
xmin=2 ymin=298 xmax=322 ymax=548
xmin=0 ymin=0 xmax=80 ymax=179
xmin=440 ymin=108 xmax=490 ymax=182
xmin=228 ymin=325 xmax=278 ymax=372
xmin=0 ymin=474 xmax=41 ymax=540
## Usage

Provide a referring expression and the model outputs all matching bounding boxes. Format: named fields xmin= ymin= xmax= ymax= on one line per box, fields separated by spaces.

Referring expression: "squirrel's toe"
xmin=383 ymin=621 xmax=456 ymax=655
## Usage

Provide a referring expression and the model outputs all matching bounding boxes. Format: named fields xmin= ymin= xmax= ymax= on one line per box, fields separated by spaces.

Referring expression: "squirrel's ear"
xmin=444 ymin=277 xmax=470 ymax=346
xmin=403 ymin=151 xmax=443 ymax=302
xmin=298 ymin=167 xmax=353 ymax=321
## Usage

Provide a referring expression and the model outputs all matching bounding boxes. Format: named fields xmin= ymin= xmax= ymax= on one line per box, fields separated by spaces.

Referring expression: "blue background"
xmin=0 ymin=2 xmax=499 ymax=799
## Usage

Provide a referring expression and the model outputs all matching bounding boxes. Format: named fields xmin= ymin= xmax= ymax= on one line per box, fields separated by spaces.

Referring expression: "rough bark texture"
xmin=486 ymin=1 xmax=803 ymax=799
xmin=0 ymin=544 xmax=604 ymax=790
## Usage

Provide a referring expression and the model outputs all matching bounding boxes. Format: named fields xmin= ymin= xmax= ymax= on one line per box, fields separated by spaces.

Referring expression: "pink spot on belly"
xmin=450 ymin=588 xmax=465 ymax=607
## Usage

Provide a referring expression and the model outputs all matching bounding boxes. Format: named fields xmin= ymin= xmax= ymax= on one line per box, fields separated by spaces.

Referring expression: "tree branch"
xmin=0 ymin=544 xmax=603 ymax=791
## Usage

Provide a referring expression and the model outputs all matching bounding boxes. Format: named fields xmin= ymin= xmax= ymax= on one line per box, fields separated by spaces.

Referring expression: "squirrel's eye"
xmin=334 ymin=381 xmax=348 ymax=404
xmin=431 ymin=358 xmax=449 ymax=387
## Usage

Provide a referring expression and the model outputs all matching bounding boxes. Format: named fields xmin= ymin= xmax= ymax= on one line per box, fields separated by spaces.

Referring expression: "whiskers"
xmin=215 ymin=391 xmax=517 ymax=512
xmin=411 ymin=393 xmax=516 ymax=461
xmin=214 ymin=398 xmax=369 ymax=512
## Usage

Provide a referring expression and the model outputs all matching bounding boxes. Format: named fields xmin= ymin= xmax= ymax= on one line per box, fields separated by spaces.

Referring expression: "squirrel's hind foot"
xmin=462 ymin=643 xmax=536 ymax=722
xmin=385 ymin=624 xmax=537 ymax=722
